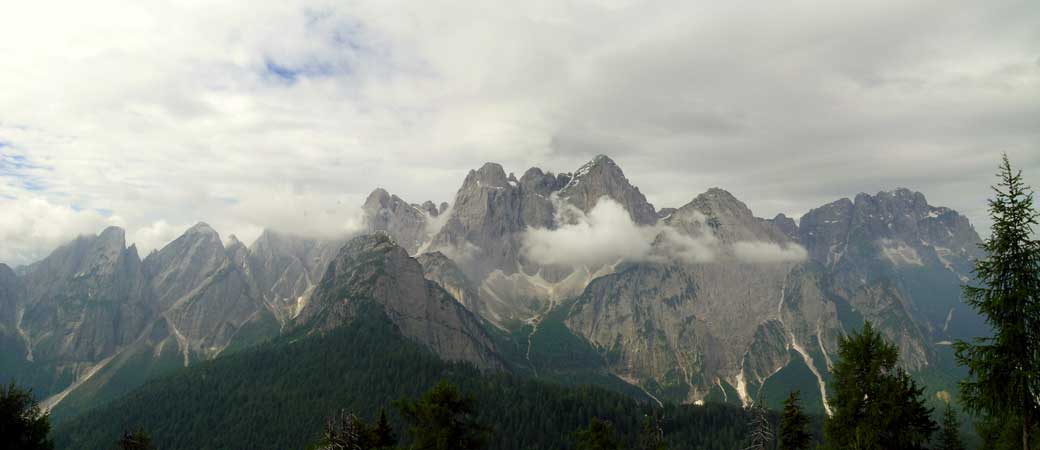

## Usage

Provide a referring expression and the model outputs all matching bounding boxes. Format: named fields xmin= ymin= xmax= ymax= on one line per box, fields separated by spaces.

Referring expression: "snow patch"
xmin=879 ymin=239 xmax=923 ymax=266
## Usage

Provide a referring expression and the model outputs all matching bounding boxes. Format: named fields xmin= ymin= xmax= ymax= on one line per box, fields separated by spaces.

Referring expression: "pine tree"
xmin=743 ymin=403 xmax=773 ymax=450
xmin=372 ymin=409 xmax=396 ymax=449
xmin=637 ymin=414 xmax=667 ymax=450
xmin=935 ymin=403 xmax=966 ymax=450
xmin=396 ymin=380 xmax=490 ymax=450
xmin=778 ymin=391 xmax=811 ymax=450
xmin=824 ymin=321 xmax=937 ymax=450
xmin=573 ymin=418 xmax=620 ymax=450
xmin=319 ymin=410 xmax=369 ymax=450
xmin=954 ymin=154 xmax=1040 ymax=450
xmin=0 ymin=383 xmax=54 ymax=450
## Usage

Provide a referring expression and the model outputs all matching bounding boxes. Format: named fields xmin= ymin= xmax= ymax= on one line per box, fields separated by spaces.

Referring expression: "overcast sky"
xmin=1 ymin=0 xmax=1037 ymax=266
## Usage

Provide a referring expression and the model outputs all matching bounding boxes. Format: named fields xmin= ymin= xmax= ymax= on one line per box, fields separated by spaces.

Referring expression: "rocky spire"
xmin=558 ymin=155 xmax=657 ymax=225
xmin=362 ymin=188 xmax=429 ymax=255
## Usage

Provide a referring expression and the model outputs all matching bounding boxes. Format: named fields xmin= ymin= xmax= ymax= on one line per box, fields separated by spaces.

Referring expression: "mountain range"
xmin=0 ymin=155 xmax=984 ymax=420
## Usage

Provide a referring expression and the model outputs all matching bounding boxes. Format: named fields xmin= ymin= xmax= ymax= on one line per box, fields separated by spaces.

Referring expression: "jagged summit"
xmin=185 ymin=222 xmax=220 ymax=240
xmin=669 ymin=187 xmax=791 ymax=243
xmin=362 ymin=188 xmax=428 ymax=254
xmin=558 ymin=155 xmax=657 ymax=224
xmin=464 ymin=162 xmax=511 ymax=188
xmin=295 ymin=232 xmax=501 ymax=369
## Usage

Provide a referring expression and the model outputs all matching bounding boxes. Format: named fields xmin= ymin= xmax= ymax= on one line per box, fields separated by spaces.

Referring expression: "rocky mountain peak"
xmin=420 ymin=201 xmax=439 ymax=217
xmin=465 ymin=162 xmax=511 ymax=189
xmin=184 ymin=222 xmax=221 ymax=242
xmin=669 ymin=188 xmax=790 ymax=244
xmin=97 ymin=226 xmax=127 ymax=246
xmin=558 ymin=155 xmax=657 ymax=225
xmin=362 ymin=188 xmax=429 ymax=255
xmin=296 ymin=233 xmax=501 ymax=369
xmin=767 ymin=213 xmax=799 ymax=240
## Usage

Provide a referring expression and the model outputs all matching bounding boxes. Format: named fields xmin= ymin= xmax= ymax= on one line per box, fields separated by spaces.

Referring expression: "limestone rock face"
xmin=143 ymin=222 xmax=267 ymax=362
xmin=243 ymin=229 xmax=343 ymax=323
xmin=557 ymin=155 xmax=657 ymax=225
xmin=0 ymin=263 xmax=22 ymax=336
xmin=425 ymin=156 xmax=662 ymax=325
xmin=21 ymin=227 xmax=153 ymax=364
xmin=799 ymin=188 xmax=985 ymax=355
xmin=296 ymin=234 xmax=502 ymax=369
xmin=362 ymin=188 xmax=430 ymax=255
xmin=416 ymin=252 xmax=486 ymax=318
xmin=566 ymin=189 xmax=839 ymax=407
xmin=766 ymin=214 xmax=799 ymax=240
xmin=665 ymin=188 xmax=789 ymax=245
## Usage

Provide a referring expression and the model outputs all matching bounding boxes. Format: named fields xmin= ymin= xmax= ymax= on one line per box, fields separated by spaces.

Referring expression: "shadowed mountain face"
xmin=2 ymin=155 xmax=984 ymax=418
xmin=295 ymin=233 xmax=502 ymax=370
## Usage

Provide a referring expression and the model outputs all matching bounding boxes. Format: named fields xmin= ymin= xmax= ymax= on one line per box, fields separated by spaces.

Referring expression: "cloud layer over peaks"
xmin=521 ymin=196 xmax=808 ymax=267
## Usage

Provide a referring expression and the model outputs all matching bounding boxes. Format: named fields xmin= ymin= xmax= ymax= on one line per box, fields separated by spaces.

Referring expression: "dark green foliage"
xmin=0 ymin=383 xmax=54 ymax=450
xmin=778 ymin=391 xmax=811 ymax=450
xmin=118 ymin=429 xmax=154 ymax=450
xmin=824 ymin=322 xmax=937 ymax=450
xmin=936 ymin=404 xmax=966 ymax=450
xmin=954 ymin=154 xmax=1040 ymax=450
xmin=638 ymin=414 xmax=667 ymax=450
xmin=574 ymin=418 xmax=620 ymax=450
xmin=372 ymin=409 xmax=396 ymax=449
xmin=976 ymin=415 xmax=1040 ymax=450
xmin=396 ymin=380 xmax=489 ymax=450
xmin=53 ymin=303 xmax=754 ymax=450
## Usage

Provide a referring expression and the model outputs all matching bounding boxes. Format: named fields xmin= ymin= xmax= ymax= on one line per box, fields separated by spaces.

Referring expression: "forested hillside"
xmin=53 ymin=302 xmax=759 ymax=450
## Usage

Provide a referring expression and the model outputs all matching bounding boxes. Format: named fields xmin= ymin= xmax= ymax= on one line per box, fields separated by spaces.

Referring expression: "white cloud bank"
xmin=521 ymin=196 xmax=807 ymax=268
xmin=0 ymin=196 xmax=125 ymax=266
xmin=522 ymin=198 xmax=658 ymax=267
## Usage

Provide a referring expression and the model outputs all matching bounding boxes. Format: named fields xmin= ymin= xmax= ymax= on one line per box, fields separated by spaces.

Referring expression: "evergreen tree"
xmin=935 ymin=403 xmax=966 ymax=450
xmin=954 ymin=154 xmax=1040 ymax=450
xmin=743 ymin=403 xmax=773 ymax=450
xmin=573 ymin=418 xmax=620 ymax=450
xmin=117 ymin=429 xmax=154 ymax=450
xmin=824 ymin=321 xmax=937 ymax=450
xmin=319 ymin=410 xmax=369 ymax=450
xmin=372 ymin=409 xmax=396 ymax=449
xmin=0 ymin=383 xmax=54 ymax=450
xmin=637 ymin=414 xmax=667 ymax=450
xmin=396 ymin=380 xmax=490 ymax=450
xmin=778 ymin=391 xmax=811 ymax=450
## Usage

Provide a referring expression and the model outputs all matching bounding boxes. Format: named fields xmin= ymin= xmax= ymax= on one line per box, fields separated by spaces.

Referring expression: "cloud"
xmin=522 ymin=197 xmax=657 ymax=267
xmin=522 ymin=196 xmax=805 ymax=267
xmin=732 ymin=241 xmax=809 ymax=263
xmin=1 ymin=0 xmax=1037 ymax=265
xmin=0 ymin=196 xmax=124 ymax=266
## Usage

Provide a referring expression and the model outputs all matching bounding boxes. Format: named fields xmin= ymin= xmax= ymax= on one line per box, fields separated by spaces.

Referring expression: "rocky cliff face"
xmin=0 ymin=263 xmax=22 ymax=337
xmin=243 ymin=229 xmax=343 ymax=323
xmin=296 ymin=234 xmax=502 ymax=369
xmin=20 ymin=227 xmax=153 ymax=367
xmin=416 ymin=252 xmax=486 ymax=319
xmin=425 ymin=156 xmax=660 ymax=325
xmin=799 ymin=188 xmax=984 ymax=345
xmin=557 ymin=155 xmax=657 ymax=225
xmin=362 ymin=188 xmax=433 ymax=255
xmin=142 ymin=223 xmax=268 ymax=362
xmin=565 ymin=189 xmax=840 ymax=408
